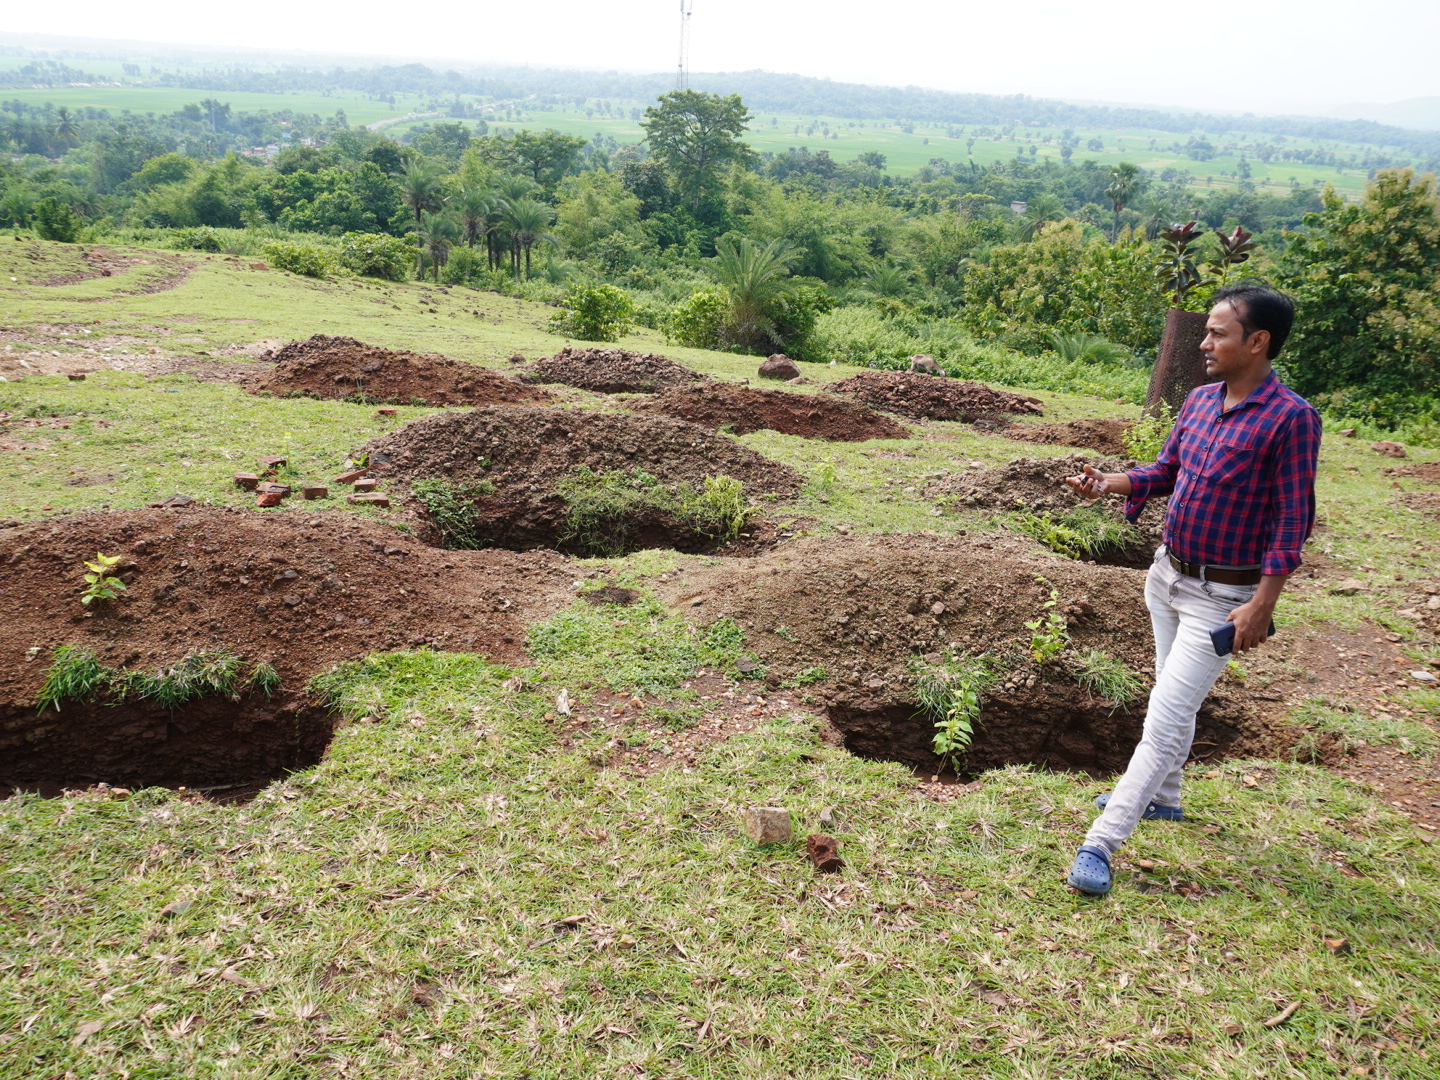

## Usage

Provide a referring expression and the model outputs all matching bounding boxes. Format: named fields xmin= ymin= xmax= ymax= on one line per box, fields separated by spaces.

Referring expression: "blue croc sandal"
xmin=1095 ymin=793 xmax=1184 ymax=821
xmin=1068 ymin=845 xmax=1112 ymax=895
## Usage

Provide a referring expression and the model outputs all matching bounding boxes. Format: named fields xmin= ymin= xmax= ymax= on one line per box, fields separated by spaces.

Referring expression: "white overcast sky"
xmin=6 ymin=0 xmax=1437 ymax=116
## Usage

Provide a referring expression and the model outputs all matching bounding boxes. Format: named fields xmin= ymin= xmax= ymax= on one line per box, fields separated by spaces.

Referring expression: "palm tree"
xmin=416 ymin=210 xmax=460 ymax=282
xmin=1104 ymin=162 xmax=1144 ymax=242
xmin=713 ymin=236 xmax=797 ymax=352
xmin=1019 ymin=193 xmax=1065 ymax=241
xmin=51 ymin=107 xmax=79 ymax=146
xmin=501 ymin=197 xmax=555 ymax=279
xmin=455 ymin=186 xmax=495 ymax=250
xmin=398 ymin=160 xmax=447 ymax=275
xmin=862 ymin=259 xmax=910 ymax=298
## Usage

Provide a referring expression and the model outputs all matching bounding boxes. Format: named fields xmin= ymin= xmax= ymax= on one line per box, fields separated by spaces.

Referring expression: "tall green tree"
xmin=1276 ymin=168 xmax=1440 ymax=412
xmin=1104 ymin=162 xmax=1144 ymax=242
xmin=416 ymin=210 xmax=460 ymax=282
xmin=641 ymin=90 xmax=755 ymax=212
xmin=455 ymin=185 xmax=496 ymax=250
xmin=501 ymin=197 xmax=555 ymax=279
xmin=509 ymin=129 xmax=587 ymax=186
xmin=712 ymin=235 xmax=796 ymax=352
xmin=398 ymin=160 xmax=447 ymax=274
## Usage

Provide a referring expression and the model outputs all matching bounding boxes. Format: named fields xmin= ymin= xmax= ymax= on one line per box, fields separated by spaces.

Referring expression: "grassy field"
xmin=2 ymin=239 xmax=1439 ymax=1077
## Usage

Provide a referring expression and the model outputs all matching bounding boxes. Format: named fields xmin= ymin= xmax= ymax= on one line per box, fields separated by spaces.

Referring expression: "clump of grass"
xmin=557 ymin=468 xmax=752 ymax=557
xmin=309 ymin=649 xmax=512 ymax=720
xmin=35 ymin=645 xmax=111 ymax=714
xmin=785 ymin=665 xmax=828 ymax=687
xmin=911 ymin=652 xmax=995 ymax=769
xmin=526 ymin=596 xmax=746 ymax=694
xmin=1009 ymin=506 xmax=1139 ymax=561
xmin=1122 ymin=402 xmax=1175 ymax=461
xmin=244 ymin=662 xmax=282 ymax=697
xmin=1072 ymin=647 xmax=1145 ymax=707
xmin=113 ymin=649 xmax=245 ymax=709
xmin=1290 ymin=695 xmax=1440 ymax=760
xmin=412 ymin=478 xmax=497 ymax=550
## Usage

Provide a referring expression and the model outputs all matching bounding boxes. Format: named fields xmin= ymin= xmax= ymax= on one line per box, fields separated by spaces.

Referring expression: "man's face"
xmin=1200 ymin=301 xmax=1267 ymax=381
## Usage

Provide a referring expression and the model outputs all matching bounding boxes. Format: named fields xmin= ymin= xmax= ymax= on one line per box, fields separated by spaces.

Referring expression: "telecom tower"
xmin=676 ymin=0 xmax=694 ymax=90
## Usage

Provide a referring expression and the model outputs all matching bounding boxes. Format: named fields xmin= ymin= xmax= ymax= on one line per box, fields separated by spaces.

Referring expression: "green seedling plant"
xmin=1025 ymin=584 xmax=1070 ymax=664
xmin=35 ymin=645 xmax=111 ymax=714
xmin=1073 ymin=647 xmax=1145 ymax=708
xmin=79 ymin=552 xmax=126 ymax=612
xmin=912 ymin=652 xmax=993 ymax=770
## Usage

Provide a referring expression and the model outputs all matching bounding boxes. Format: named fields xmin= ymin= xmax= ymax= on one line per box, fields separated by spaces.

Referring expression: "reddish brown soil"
xmin=366 ymin=406 xmax=802 ymax=552
xmin=1004 ymin=417 xmax=1134 ymax=456
xmin=629 ymin=383 xmax=911 ymax=442
xmin=0 ymin=507 xmax=574 ymax=790
xmin=655 ymin=534 xmax=1286 ymax=776
xmin=246 ymin=335 xmax=551 ymax=407
xmin=519 ymin=346 xmax=708 ymax=394
xmin=1401 ymin=491 xmax=1440 ymax=520
xmin=824 ymin=371 xmax=1044 ymax=421
xmin=1384 ymin=463 xmax=1440 ymax=482
xmin=925 ymin=454 xmax=1164 ymax=566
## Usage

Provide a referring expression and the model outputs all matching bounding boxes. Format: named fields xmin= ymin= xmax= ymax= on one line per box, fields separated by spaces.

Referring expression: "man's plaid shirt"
xmin=1124 ymin=371 xmax=1321 ymax=577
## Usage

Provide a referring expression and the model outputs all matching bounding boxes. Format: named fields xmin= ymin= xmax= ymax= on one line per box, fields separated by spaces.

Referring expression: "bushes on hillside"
xmin=549 ymin=282 xmax=637 ymax=342
xmin=261 ymin=239 xmax=340 ymax=279
xmin=34 ymin=198 xmax=83 ymax=243
xmin=339 ymin=232 xmax=412 ymax=281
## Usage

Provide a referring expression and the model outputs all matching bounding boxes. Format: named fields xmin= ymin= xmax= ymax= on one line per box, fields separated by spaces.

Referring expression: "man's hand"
xmin=1226 ymin=575 xmax=1287 ymax=653
xmin=1064 ymin=464 xmax=1132 ymax=501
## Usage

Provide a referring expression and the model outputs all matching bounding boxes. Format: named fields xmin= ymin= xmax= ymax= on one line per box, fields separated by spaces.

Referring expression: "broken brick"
xmin=348 ymin=493 xmax=390 ymax=507
xmin=301 ymin=485 xmax=328 ymax=500
xmin=256 ymin=482 xmax=291 ymax=497
xmin=741 ymin=807 xmax=792 ymax=845
xmin=376 ymin=407 xmax=398 ymax=417
xmin=333 ymin=469 xmax=367 ymax=485
xmin=353 ymin=478 xmax=378 ymax=492
xmin=259 ymin=455 xmax=288 ymax=469
xmin=256 ymin=492 xmax=283 ymax=507
xmin=806 ymin=833 xmax=844 ymax=874
xmin=232 ymin=473 xmax=260 ymax=491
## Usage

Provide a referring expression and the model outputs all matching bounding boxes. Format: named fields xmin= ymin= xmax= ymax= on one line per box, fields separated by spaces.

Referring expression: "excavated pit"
xmin=1 ymin=693 xmax=334 ymax=795
xmin=829 ymin=692 xmax=1258 ymax=779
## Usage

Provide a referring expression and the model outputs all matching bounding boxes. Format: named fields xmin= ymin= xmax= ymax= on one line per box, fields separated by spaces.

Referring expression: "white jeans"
xmin=1083 ymin=546 xmax=1257 ymax=857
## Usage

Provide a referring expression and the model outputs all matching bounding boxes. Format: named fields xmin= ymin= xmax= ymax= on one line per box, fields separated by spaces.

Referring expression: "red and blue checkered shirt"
xmin=1124 ymin=371 xmax=1321 ymax=576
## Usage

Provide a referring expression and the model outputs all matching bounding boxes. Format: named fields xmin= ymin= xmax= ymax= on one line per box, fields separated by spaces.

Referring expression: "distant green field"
xmin=0 ymin=85 xmax=411 ymax=127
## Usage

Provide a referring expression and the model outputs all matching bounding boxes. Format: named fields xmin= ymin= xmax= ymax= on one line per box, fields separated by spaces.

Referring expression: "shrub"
xmin=664 ymin=289 xmax=730 ymax=350
xmin=172 ymin=226 xmax=222 ymax=252
xmin=1122 ymin=403 xmax=1175 ymax=461
xmin=261 ymin=239 xmax=340 ymax=279
xmin=339 ymin=232 xmax=412 ymax=281
xmin=33 ymin=197 xmax=83 ymax=243
xmin=912 ymin=653 xmax=994 ymax=769
xmin=440 ymin=245 xmax=484 ymax=285
xmin=550 ymin=282 xmax=637 ymax=342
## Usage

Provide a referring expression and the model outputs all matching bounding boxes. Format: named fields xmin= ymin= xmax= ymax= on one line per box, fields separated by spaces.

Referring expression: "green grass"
xmin=1072 ymin=648 xmax=1146 ymax=708
xmin=1289 ymin=696 xmax=1440 ymax=761
xmin=6 ymin=235 xmax=1440 ymax=1074
xmin=34 ymin=644 xmax=111 ymax=714
xmin=4 ymin=648 xmax=1438 ymax=1077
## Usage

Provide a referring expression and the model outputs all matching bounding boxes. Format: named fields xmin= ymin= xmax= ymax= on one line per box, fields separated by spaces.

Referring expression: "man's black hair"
xmin=1213 ymin=281 xmax=1295 ymax=359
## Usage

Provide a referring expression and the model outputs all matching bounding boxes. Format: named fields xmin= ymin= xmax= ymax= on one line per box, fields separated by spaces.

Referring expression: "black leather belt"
xmin=1167 ymin=553 xmax=1263 ymax=586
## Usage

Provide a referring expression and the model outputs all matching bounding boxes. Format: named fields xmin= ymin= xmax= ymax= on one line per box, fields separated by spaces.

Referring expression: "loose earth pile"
xmin=519 ymin=346 xmax=708 ymax=394
xmin=0 ymin=507 xmax=573 ymax=789
xmin=656 ymin=535 xmax=1282 ymax=775
xmin=365 ymin=406 xmax=803 ymax=551
xmin=630 ymin=382 xmax=912 ymax=442
xmin=247 ymin=335 xmax=550 ymax=407
xmin=824 ymin=371 xmax=1044 ymax=421
xmin=1004 ymin=417 xmax=1134 ymax=456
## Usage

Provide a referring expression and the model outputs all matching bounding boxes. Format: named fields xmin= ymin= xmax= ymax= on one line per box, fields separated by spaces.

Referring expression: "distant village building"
xmin=1010 ymin=201 xmax=1028 ymax=215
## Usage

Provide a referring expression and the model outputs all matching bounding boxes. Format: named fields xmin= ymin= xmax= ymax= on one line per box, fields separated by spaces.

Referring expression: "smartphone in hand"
xmin=1210 ymin=620 xmax=1277 ymax=657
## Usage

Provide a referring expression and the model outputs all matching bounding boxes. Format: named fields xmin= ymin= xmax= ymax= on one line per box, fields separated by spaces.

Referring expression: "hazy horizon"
xmin=3 ymin=0 xmax=1437 ymax=128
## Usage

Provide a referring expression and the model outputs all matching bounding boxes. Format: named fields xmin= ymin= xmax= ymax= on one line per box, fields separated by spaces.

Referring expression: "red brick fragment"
xmin=348 ymin=492 xmax=390 ymax=507
xmin=376 ymin=407 xmax=398 ymax=417
xmin=806 ymin=834 xmax=844 ymax=874
xmin=301 ymin=485 xmax=328 ymax=500
xmin=333 ymin=469 xmax=367 ymax=485
xmin=259 ymin=455 xmax=288 ymax=469
xmin=67 ymin=373 xmax=86 ymax=381
xmin=353 ymin=477 xmax=378 ymax=492
xmin=232 ymin=472 xmax=260 ymax=490
xmin=256 ymin=492 xmax=284 ymax=507
xmin=256 ymin=482 xmax=291 ymax=497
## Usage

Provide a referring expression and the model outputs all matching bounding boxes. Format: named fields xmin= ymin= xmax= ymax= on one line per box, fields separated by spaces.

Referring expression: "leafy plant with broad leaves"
xmin=1155 ymin=220 xmax=1211 ymax=308
xmin=912 ymin=653 xmax=994 ymax=770
xmin=1025 ymin=584 xmax=1071 ymax=664
xmin=549 ymin=282 xmax=636 ymax=342
xmin=80 ymin=552 xmax=126 ymax=611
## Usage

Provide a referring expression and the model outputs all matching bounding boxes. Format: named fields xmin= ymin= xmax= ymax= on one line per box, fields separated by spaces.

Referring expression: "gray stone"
xmin=1331 ymin=579 xmax=1367 ymax=596
xmin=909 ymin=353 xmax=943 ymax=375
xmin=742 ymin=807 xmax=793 ymax=845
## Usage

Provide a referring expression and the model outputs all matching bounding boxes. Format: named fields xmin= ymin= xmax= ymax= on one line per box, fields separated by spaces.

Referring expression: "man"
xmin=1062 ymin=283 xmax=1321 ymax=895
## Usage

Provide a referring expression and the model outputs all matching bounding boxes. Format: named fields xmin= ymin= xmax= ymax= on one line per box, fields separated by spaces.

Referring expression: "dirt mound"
xmin=925 ymin=454 xmax=1164 ymax=567
xmin=1386 ymin=463 xmax=1440 ymax=483
xmin=519 ymin=346 xmax=708 ymax=394
xmin=656 ymin=534 xmax=1285 ymax=776
xmin=1004 ymin=417 xmax=1133 ymax=456
xmin=1401 ymin=491 xmax=1440 ymax=518
xmin=365 ymin=406 xmax=803 ymax=553
xmin=824 ymin=371 xmax=1044 ymax=421
xmin=630 ymin=383 xmax=911 ymax=442
xmin=247 ymin=335 xmax=551 ymax=407
xmin=0 ymin=507 xmax=573 ymax=790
